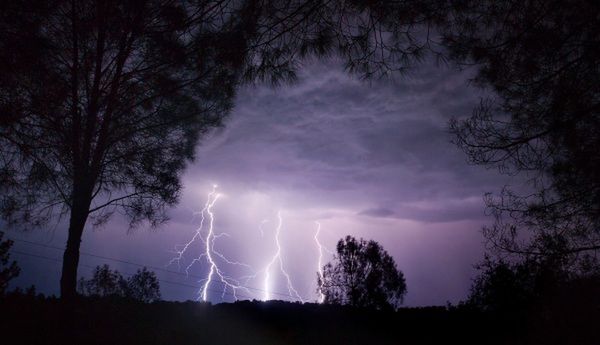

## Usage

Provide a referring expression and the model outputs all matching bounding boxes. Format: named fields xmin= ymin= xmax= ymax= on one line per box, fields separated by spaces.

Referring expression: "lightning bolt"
xmin=262 ymin=211 xmax=304 ymax=302
xmin=258 ymin=219 xmax=268 ymax=237
xmin=314 ymin=221 xmax=335 ymax=303
xmin=314 ymin=221 xmax=325 ymax=303
xmin=168 ymin=185 xmax=253 ymax=301
xmin=169 ymin=188 xmax=308 ymax=302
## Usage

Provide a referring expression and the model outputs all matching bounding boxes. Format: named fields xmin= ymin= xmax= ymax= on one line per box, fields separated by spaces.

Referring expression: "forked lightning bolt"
xmin=168 ymin=185 xmax=253 ymax=301
xmin=262 ymin=211 xmax=304 ymax=302
xmin=168 ymin=188 xmax=309 ymax=302
xmin=314 ymin=221 xmax=334 ymax=303
xmin=314 ymin=221 xmax=325 ymax=303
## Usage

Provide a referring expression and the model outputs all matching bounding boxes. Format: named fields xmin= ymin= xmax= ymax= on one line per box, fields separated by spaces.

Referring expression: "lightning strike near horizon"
xmin=314 ymin=221 xmax=325 ymax=303
xmin=314 ymin=221 xmax=335 ymax=303
xmin=261 ymin=211 xmax=304 ymax=302
xmin=168 ymin=185 xmax=253 ymax=302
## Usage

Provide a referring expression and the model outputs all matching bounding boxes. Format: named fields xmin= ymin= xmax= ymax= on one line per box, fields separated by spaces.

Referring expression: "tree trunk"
xmin=60 ymin=188 xmax=92 ymax=300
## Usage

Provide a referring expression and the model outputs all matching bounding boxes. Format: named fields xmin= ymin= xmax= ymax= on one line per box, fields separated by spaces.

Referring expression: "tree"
xmin=0 ymin=231 xmax=20 ymax=296
xmin=122 ymin=267 xmax=161 ymax=303
xmin=78 ymin=264 xmax=125 ymax=298
xmin=0 ymin=0 xmax=439 ymax=300
xmin=78 ymin=264 xmax=161 ymax=302
xmin=318 ymin=236 xmax=406 ymax=310
xmin=0 ymin=0 xmax=248 ymax=300
xmin=466 ymin=256 xmax=560 ymax=312
xmin=445 ymin=0 xmax=600 ymax=268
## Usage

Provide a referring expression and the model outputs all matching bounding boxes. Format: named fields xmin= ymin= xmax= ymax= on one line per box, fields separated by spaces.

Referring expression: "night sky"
xmin=7 ymin=57 xmax=517 ymax=306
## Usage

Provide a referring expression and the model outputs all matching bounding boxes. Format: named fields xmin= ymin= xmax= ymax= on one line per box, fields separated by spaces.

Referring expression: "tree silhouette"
xmin=78 ymin=264 xmax=124 ymax=298
xmin=446 ymin=0 xmax=600 ymax=267
xmin=318 ymin=236 xmax=406 ymax=311
xmin=0 ymin=0 xmax=439 ymax=300
xmin=0 ymin=231 xmax=20 ymax=296
xmin=122 ymin=267 xmax=161 ymax=303
xmin=0 ymin=0 xmax=249 ymax=300
xmin=466 ymin=256 xmax=557 ymax=313
xmin=78 ymin=264 xmax=160 ymax=302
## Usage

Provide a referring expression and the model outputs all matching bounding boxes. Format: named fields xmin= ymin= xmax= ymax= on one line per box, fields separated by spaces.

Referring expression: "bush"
xmin=78 ymin=264 xmax=161 ymax=302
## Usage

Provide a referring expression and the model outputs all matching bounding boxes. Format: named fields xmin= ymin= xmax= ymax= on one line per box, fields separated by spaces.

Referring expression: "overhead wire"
xmin=9 ymin=237 xmax=314 ymax=301
xmin=10 ymin=249 xmax=258 ymax=301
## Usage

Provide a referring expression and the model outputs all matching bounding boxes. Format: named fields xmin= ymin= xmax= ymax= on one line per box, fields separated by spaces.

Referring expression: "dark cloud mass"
xmin=8 ymin=58 xmax=514 ymax=306
xmin=358 ymin=208 xmax=396 ymax=218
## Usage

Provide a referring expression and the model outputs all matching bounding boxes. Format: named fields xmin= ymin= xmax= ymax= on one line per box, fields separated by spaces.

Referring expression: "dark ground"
xmin=0 ymin=293 xmax=598 ymax=345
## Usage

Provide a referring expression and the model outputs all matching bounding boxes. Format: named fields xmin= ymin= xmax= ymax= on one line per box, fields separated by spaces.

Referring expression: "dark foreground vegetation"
xmin=1 ymin=285 xmax=599 ymax=345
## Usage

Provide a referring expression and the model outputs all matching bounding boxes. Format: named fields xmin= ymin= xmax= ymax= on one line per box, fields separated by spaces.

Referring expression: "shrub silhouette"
xmin=78 ymin=264 xmax=160 ymax=302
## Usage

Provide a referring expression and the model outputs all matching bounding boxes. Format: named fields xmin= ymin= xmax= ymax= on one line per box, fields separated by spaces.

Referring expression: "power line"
xmin=12 ymin=238 xmax=308 ymax=300
xmin=9 ymin=249 xmax=257 ymax=301
xmin=9 ymin=238 xmax=313 ymax=301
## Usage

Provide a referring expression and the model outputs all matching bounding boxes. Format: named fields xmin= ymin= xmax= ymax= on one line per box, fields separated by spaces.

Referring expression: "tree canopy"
xmin=78 ymin=264 xmax=161 ymax=303
xmin=0 ymin=0 xmax=249 ymax=298
xmin=318 ymin=236 xmax=406 ymax=311
xmin=446 ymin=0 xmax=600 ymax=268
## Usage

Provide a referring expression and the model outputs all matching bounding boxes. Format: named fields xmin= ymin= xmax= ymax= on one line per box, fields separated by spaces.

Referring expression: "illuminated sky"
xmin=7 ymin=58 xmax=515 ymax=306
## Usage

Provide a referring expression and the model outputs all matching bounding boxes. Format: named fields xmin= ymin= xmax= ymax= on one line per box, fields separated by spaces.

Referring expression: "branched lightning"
xmin=262 ymin=211 xmax=304 ymax=302
xmin=314 ymin=221 xmax=335 ymax=303
xmin=314 ymin=221 xmax=325 ymax=303
xmin=168 ymin=187 xmax=311 ymax=303
xmin=168 ymin=185 xmax=253 ymax=301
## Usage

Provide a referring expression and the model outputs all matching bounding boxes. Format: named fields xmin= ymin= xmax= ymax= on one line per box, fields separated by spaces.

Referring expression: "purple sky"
xmin=7 ymin=58 xmax=516 ymax=306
